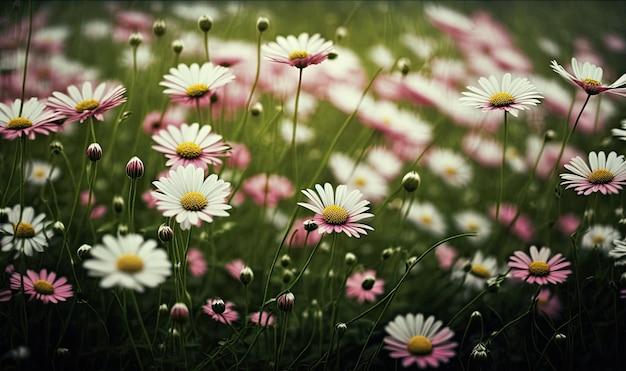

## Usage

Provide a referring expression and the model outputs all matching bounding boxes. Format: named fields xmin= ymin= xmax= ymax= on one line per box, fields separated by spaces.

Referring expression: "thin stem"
xmin=495 ymin=111 xmax=508 ymax=221
xmin=290 ymin=68 xmax=304 ymax=191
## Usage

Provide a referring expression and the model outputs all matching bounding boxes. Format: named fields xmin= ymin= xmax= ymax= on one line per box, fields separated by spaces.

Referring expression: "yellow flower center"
xmin=75 ymin=99 xmax=100 ymax=113
xmin=383 ymin=117 xmax=391 ymax=126
xmin=34 ymin=169 xmax=46 ymax=179
xmin=444 ymin=166 xmax=457 ymax=176
xmin=7 ymin=117 xmax=33 ymax=130
xmin=354 ymin=177 xmax=366 ymax=187
xmin=34 ymin=279 xmax=55 ymax=295
xmin=185 ymin=83 xmax=209 ymax=98
xmin=14 ymin=222 xmax=35 ymax=238
xmin=582 ymin=78 xmax=602 ymax=86
xmin=470 ymin=264 xmax=491 ymax=279
xmin=116 ymin=254 xmax=144 ymax=273
xmin=420 ymin=215 xmax=432 ymax=225
xmin=180 ymin=191 xmax=208 ymax=211
xmin=488 ymin=92 xmax=515 ymax=107
xmin=288 ymin=50 xmax=309 ymax=60
xmin=588 ymin=169 xmax=614 ymax=184
xmin=407 ymin=335 xmax=433 ymax=355
xmin=176 ymin=141 xmax=202 ymax=159
xmin=322 ymin=205 xmax=348 ymax=225
xmin=528 ymin=261 xmax=550 ymax=276
xmin=466 ymin=222 xmax=479 ymax=232
xmin=592 ymin=235 xmax=605 ymax=245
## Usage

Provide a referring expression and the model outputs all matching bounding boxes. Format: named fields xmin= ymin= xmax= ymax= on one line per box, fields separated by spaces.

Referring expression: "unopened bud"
xmin=50 ymin=140 xmax=64 ymax=155
xmin=282 ymin=269 xmax=294 ymax=284
xmin=159 ymin=303 xmax=169 ymax=313
xmin=303 ymin=219 xmax=318 ymax=232
xmin=250 ymin=102 xmax=263 ymax=116
xmin=52 ymin=221 xmax=65 ymax=235
xmin=112 ymin=196 xmax=124 ymax=214
xmin=335 ymin=322 xmax=347 ymax=337
xmin=198 ymin=15 xmax=213 ymax=32
xmin=381 ymin=247 xmax=394 ymax=260
xmin=544 ymin=129 xmax=556 ymax=142
xmin=277 ymin=292 xmax=295 ymax=312
xmin=77 ymin=244 xmax=92 ymax=258
xmin=280 ymin=254 xmax=291 ymax=267
xmin=397 ymin=58 xmax=411 ymax=75
xmin=470 ymin=311 xmax=482 ymax=321
xmin=129 ymin=32 xmax=143 ymax=47
xmin=117 ymin=224 xmax=128 ymax=236
xmin=158 ymin=224 xmax=174 ymax=242
xmin=211 ymin=298 xmax=226 ymax=314
xmin=345 ymin=252 xmax=357 ymax=265
xmin=240 ymin=266 xmax=254 ymax=285
xmin=402 ymin=171 xmax=421 ymax=192
xmin=153 ymin=19 xmax=166 ymax=37
xmin=86 ymin=143 xmax=102 ymax=162
xmin=327 ymin=52 xmax=338 ymax=60
xmin=470 ymin=343 xmax=488 ymax=364
xmin=170 ymin=302 xmax=189 ymax=323
xmin=126 ymin=156 xmax=144 ymax=179
xmin=554 ymin=333 xmax=566 ymax=343
xmin=172 ymin=40 xmax=184 ymax=54
xmin=256 ymin=16 xmax=269 ymax=32
xmin=361 ymin=275 xmax=376 ymax=290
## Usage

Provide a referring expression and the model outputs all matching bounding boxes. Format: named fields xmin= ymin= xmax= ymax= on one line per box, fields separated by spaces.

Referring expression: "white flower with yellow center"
xmin=298 ymin=183 xmax=374 ymax=238
xmin=26 ymin=160 xmax=60 ymax=186
xmin=551 ymin=57 xmax=626 ymax=96
xmin=453 ymin=210 xmax=492 ymax=244
xmin=151 ymin=165 xmax=232 ymax=230
xmin=426 ymin=148 xmax=473 ymax=187
xmin=263 ymin=32 xmax=334 ymax=69
xmin=0 ymin=204 xmax=53 ymax=257
xmin=160 ymin=62 xmax=235 ymax=104
xmin=83 ymin=234 xmax=171 ymax=292
xmin=406 ymin=202 xmax=447 ymax=237
xmin=580 ymin=225 xmax=621 ymax=252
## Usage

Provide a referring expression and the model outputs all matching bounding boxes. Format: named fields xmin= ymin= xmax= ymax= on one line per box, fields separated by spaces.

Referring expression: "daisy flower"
xmin=151 ymin=165 xmax=232 ymax=230
xmin=453 ymin=210 xmax=492 ymax=244
xmin=262 ymin=32 xmax=334 ymax=69
xmin=383 ymin=313 xmax=457 ymax=369
xmin=187 ymin=247 xmax=208 ymax=277
xmin=47 ymin=81 xmax=127 ymax=123
xmin=454 ymin=251 xmax=501 ymax=291
xmin=534 ymin=288 xmax=562 ymax=320
xmin=459 ymin=73 xmax=543 ymax=117
xmin=225 ymin=259 xmax=247 ymax=280
xmin=345 ymin=269 xmax=385 ymax=304
xmin=26 ymin=160 xmax=60 ymax=185
xmin=10 ymin=269 xmax=73 ymax=304
xmin=0 ymin=98 xmax=62 ymax=140
xmin=426 ymin=148 xmax=473 ymax=187
xmin=1 ymin=204 xmax=53 ymax=257
xmin=609 ymin=239 xmax=626 ymax=265
xmin=297 ymin=183 xmax=374 ymax=238
xmin=508 ymin=245 xmax=572 ymax=285
xmin=249 ymin=311 xmax=275 ymax=327
xmin=580 ymin=225 xmax=621 ymax=252
xmin=152 ymin=122 xmax=230 ymax=170
xmin=202 ymin=298 xmax=239 ymax=325
xmin=560 ymin=151 xmax=626 ymax=195
xmin=83 ymin=233 xmax=172 ymax=292
xmin=159 ymin=62 xmax=235 ymax=104
xmin=612 ymin=119 xmax=626 ymax=141
xmin=550 ymin=57 xmax=626 ymax=96
xmin=406 ymin=202 xmax=447 ymax=237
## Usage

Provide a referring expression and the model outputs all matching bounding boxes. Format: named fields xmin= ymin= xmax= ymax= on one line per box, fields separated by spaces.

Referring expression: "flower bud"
xmin=159 ymin=303 xmax=169 ymax=313
xmin=206 ymin=298 xmax=223 ymax=315
xmin=470 ymin=311 xmax=482 ymax=321
xmin=172 ymin=40 xmax=184 ymax=54
xmin=544 ymin=129 xmax=556 ymax=142
xmin=50 ymin=140 xmax=64 ymax=155
xmin=86 ymin=143 xmax=102 ymax=162
xmin=303 ymin=219 xmax=318 ymax=232
xmin=277 ymin=292 xmax=295 ymax=312
xmin=402 ymin=171 xmax=421 ymax=192
xmin=0 ymin=208 xmax=8 ymax=223
xmin=335 ymin=27 xmax=348 ymax=42
xmin=335 ymin=322 xmax=347 ymax=338
xmin=126 ymin=156 xmax=144 ymax=179
xmin=361 ymin=275 xmax=376 ymax=290
xmin=129 ymin=32 xmax=143 ymax=47
xmin=381 ymin=247 xmax=394 ymax=260
xmin=239 ymin=266 xmax=254 ymax=285
xmin=256 ymin=16 xmax=269 ymax=32
xmin=406 ymin=256 xmax=418 ymax=267
xmin=158 ymin=224 xmax=174 ymax=242
xmin=198 ymin=14 xmax=213 ymax=32
xmin=344 ymin=252 xmax=357 ymax=266
xmin=250 ymin=102 xmax=263 ymax=116
xmin=280 ymin=254 xmax=291 ymax=268
xmin=170 ymin=302 xmax=189 ymax=323
xmin=397 ymin=57 xmax=411 ymax=75
xmin=52 ymin=221 xmax=65 ymax=235
xmin=112 ymin=196 xmax=124 ymax=214
xmin=118 ymin=111 xmax=132 ymax=124
xmin=554 ymin=332 xmax=566 ymax=343
xmin=153 ymin=19 xmax=166 ymax=37
xmin=470 ymin=343 xmax=488 ymax=364
xmin=282 ymin=269 xmax=294 ymax=284
xmin=117 ymin=224 xmax=128 ymax=236
xmin=77 ymin=244 xmax=91 ymax=259
xmin=56 ymin=348 xmax=70 ymax=357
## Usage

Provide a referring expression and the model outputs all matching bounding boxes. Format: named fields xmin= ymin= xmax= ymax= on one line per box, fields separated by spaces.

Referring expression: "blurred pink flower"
xmin=346 ymin=269 xmax=384 ymax=303
xmin=187 ymin=248 xmax=208 ymax=277
xmin=242 ymin=174 xmax=294 ymax=208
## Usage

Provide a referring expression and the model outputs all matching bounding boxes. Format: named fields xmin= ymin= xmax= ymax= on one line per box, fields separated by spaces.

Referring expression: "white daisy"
xmin=329 ymin=153 xmax=389 ymax=203
xmin=151 ymin=165 xmax=232 ymax=230
xmin=580 ymin=225 xmax=621 ymax=252
xmin=406 ymin=202 xmax=447 ymax=237
xmin=280 ymin=119 xmax=315 ymax=144
xmin=609 ymin=239 xmax=626 ymax=265
xmin=159 ymin=62 xmax=235 ymax=104
xmin=612 ymin=119 xmax=626 ymax=141
xmin=426 ymin=148 xmax=473 ymax=187
xmin=83 ymin=234 xmax=172 ymax=292
xmin=453 ymin=210 xmax=492 ymax=244
xmin=453 ymin=250 xmax=501 ymax=291
xmin=262 ymin=32 xmax=334 ymax=69
xmin=26 ymin=160 xmax=60 ymax=185
xmin=0 ymin=204 xmax=53 ymax=257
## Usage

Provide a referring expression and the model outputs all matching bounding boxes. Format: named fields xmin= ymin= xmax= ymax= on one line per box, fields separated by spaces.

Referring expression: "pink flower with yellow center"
xmin=508 ymin=245 xmax=572 ymax=285
xmin=47 ymin=81 xmax=127 ymax=123
xmin=262 ymin=32 xmax=334 ymax=69
xmin=10 ymin=269 xmax=73 ymax=304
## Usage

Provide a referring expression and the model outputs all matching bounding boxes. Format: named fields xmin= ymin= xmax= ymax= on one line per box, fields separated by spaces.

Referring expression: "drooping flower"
xmin=383 ymin=313 xmax=457 ymax=368
xmin=262 ymin=32 xmax=334 ymax=69
xmin=152 ymin=122 xmax=230 ymax=170
xmin=550 ymin=57 xmax=626 ymax=96
xmin=345 ymin=269 xmax=385 ymax=303
xmin=560 ymin=151 xmax=626 ymax=195
xmin=0 ymin=205 xmax=53 ymax=257
xmin=83 ymin=233 xmax=172 ymax=292
xmin=159 ymin=62 xmax=235 ymax=104
xmin=0 ymin=98 xmax=63 ymax=140
xmin=151 ymin=165 xmax=232 ymax=230
xmin=249 ymin=311 xmax=275 ymax=327
xmin=9 ymin=269 xmax=73 ymax=304
xmin=47 ymin=81 xmax=127 ymax=123
xmin=508 ymin=245 xmax=572 ymax=285
xmin=297 ymin=183 xmax=374 ymax=238
xmin=202 ymin=298 xmax=239 ymax=324
xmin=459 ymin=73 xmax=543 ymax=117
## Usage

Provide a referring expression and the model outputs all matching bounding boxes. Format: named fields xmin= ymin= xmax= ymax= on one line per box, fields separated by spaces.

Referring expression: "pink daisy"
xmin=551 ymin=57 xmax=626 ymax=96
xmin=285 ymin=217 xmax=323 ymax=248
xmin=159 ymin=62 xmax=235 ymax=105
xmin=262 ymin=32 xmax=334 ymax=69
xmin=459 ymin=73 xmax=543 ymax=117
xmin=384 ymin=313 xmax=457 ymax=369
xmin=535 ymin=288 xmax=562 ymax=320
xmin=560 ymin=151 xmax=626 ymax=195
xmin=225 ymin=259 xmax=246 ymax=280
xmin=46 ymin=81 xmax=127 ymax=123
xmin=345 ymin=269 xmax=384 ymax=303
xmin=249 ymin=311 xmax=275 ymax=327
xmin=241 ymin=173 xmax=295 ymax=208
xmin=297 ymin=183 xmax=374 ymax=238
xmin=152 ymin=122 xmax=230 ymax=170
xmin=508 ymin=245 xmax=572 ymax=285
xmin=187 ymin=247 xmax=208 ymax=277
xmin=0 ymin=98 xmax=63 ymax=140
xmin=202 ymin=298 xmax=239 ymax=325
xmin=10 ymin=269 xmax=73 ymax=304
